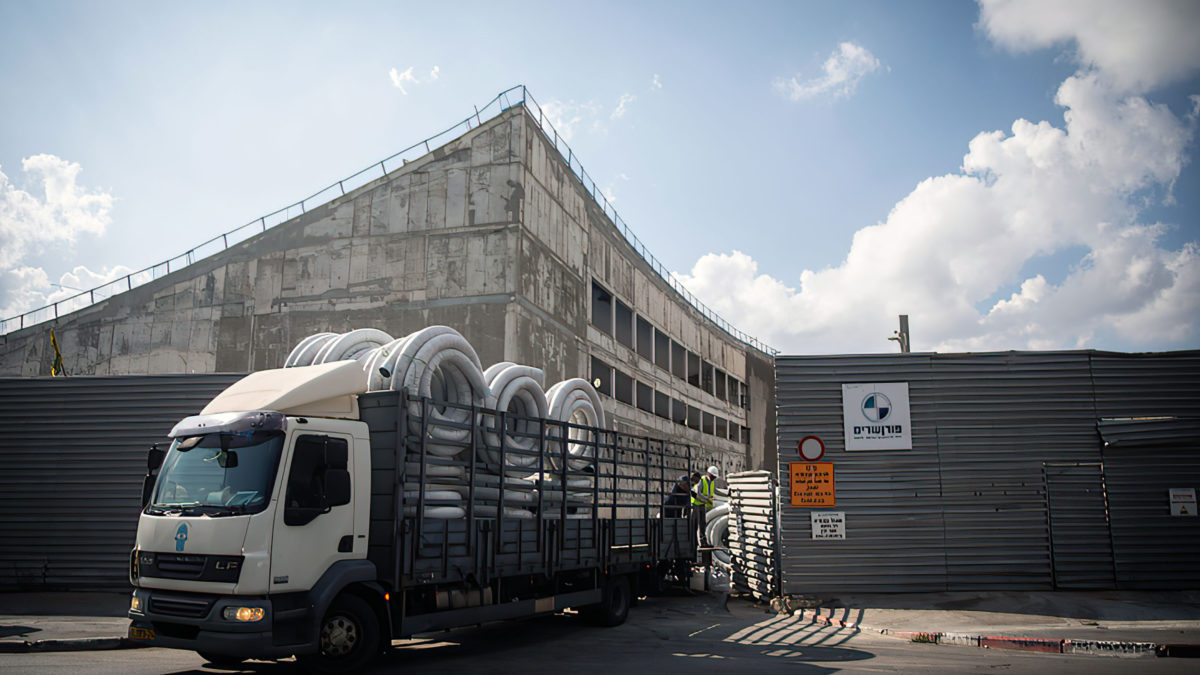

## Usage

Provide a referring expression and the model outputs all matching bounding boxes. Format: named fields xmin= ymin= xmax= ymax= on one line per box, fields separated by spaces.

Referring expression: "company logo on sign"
xmin=861 ymin=392 xmax=892 ymax=421
xmin=842 ymin=382 xmax=912 ymax=451
xmin=175 ymin=523 xmax=188 ymax=552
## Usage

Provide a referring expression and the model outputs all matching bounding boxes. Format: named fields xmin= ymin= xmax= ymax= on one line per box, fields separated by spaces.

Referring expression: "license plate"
xmin=129 ymin=625 xmax=156 ymax=641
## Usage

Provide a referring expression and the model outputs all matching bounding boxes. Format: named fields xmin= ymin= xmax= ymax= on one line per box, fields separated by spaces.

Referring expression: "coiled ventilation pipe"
xmin=283 ymin=326 xmax=616 ymax=520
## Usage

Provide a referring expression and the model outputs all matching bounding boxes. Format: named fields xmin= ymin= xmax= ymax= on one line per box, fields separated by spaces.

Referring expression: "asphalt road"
xmin=2 ymin=594 xmax=1196 ymax=674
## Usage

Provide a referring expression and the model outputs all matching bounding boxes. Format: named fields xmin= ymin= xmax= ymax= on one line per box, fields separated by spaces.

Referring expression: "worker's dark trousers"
xmin=690 ymin=505 xmax=708 ymax=547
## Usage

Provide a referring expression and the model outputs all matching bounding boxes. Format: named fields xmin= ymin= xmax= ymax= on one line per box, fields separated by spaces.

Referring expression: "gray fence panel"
xmin=1091 ymin=352 xmax=1200 ymax=418
xmin=1044 ymin=463 xmax=1115 ymax=589
xmin=0 ymin=374 xmax=242 ymax=589
xmin=727 ymin=470 xmax=777 ymax=600
xmin=1103 ymin=445 xmax=1200 ymax=589
xmin=1093 ymin=354 xmax=1200 ymax=589
xmin=775 ymin=349 xmax=1200 ymax=594
xmin=777 ymin=354 xmax=949 ymax=593
xmin=932 ymin=352 xmax=1098 ymax=591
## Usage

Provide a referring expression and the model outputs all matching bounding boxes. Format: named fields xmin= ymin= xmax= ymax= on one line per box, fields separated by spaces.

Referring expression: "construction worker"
xmin=690 ymin=465 xmax=719 ymax=545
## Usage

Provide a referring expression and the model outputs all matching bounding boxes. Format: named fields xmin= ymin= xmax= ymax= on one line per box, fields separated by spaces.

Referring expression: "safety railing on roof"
xmin=1 ymin=86 xmax=777 ymax=356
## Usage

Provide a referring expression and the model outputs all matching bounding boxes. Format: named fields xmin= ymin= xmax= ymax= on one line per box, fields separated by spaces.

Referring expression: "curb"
xmin=0 ymin=636 xmax=140 ymax=653
xmin=790 ymin=609 xmax=1191 ymax=658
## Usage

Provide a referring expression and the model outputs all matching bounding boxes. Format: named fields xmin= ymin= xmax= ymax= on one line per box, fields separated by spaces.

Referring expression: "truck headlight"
xmin=130 ymin=595 xmax=141 ymax=612
xmin=223 ymin=606 xmax=264 ymax=622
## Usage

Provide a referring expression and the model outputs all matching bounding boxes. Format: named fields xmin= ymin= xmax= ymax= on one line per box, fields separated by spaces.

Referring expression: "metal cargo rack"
xmin=359 ymin=390 xmax=700 ymax=593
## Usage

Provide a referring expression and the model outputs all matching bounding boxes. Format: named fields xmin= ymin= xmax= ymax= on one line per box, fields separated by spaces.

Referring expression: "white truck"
xmin=126 ymin=360 xmax=698 ymax=671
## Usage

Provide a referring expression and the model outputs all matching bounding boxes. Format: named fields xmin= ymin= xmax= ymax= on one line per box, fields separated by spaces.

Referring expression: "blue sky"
xmin=1 ymin=0 xmax=1197 ymax=354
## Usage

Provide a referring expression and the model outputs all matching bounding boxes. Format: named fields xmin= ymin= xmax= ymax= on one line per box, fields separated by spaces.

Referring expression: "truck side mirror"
xmin=148 ymin=445 xmax=165 ymax=472
xmin=141 ymin=475 xmax=156 ymax=508
xmin=325 ymin=469 xmax=351 ymax=507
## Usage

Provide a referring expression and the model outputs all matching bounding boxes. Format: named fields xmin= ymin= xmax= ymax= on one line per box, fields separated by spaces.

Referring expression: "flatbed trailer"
xmin=362 ymin=390 xmax=698 ymax=637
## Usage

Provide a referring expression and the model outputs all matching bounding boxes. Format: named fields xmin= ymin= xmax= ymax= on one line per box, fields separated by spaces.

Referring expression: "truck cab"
xmin=129 ymin=362 xmax=385 ymax=671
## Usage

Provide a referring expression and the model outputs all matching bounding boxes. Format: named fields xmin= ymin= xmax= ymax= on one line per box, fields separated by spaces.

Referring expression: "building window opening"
xmin=636 ymin=316 xmax=653 ymax=361
xmin=590 ymin=356 xmax=612 ymax=396
xmin=591 ymin=281 xmax=613 ymax=335
xmin=701 ymin=361 xmax=714 ymax=394
xmin=715 ymin=369 xmax=726 ymax=401
xmin=702 ymin=411 xmax=714 ymax=435
xmin=671 ymin=341 xmax=686 ymax=380
xmin=687 ymin=405 xmax=700 ymax=431
xmin=655 ymin=391 xmax=670 ymax=419
xmin=686 ymin=352 xmax=700 ymax=388
xmin=614 ymin=300 xmax=633 ymax=349
xmin=614 ymin=369 xmax=634 ymax=405
xmin=715 ymin=416 xmax=727 ymax=439
xmin=636 ymin=381 xmax=653 ymax=413
xmin=655 ymin=329 xmax=670 ymax=371
xmin=672 ymin=398 xmax=687 ymax=425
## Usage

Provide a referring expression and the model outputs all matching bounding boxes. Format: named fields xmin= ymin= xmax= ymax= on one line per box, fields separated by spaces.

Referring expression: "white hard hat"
xmin=707 ymin=465 xmax=719 ymax=477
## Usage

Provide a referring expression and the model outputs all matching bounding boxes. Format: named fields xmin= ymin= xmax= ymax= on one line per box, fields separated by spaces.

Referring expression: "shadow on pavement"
xmin=0 ymin=625 xmax=39 ymax=639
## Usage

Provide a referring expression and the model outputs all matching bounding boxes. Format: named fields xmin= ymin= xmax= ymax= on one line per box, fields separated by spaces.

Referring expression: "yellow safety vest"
xmin=691 ymin=476 xmax=715 ymax=507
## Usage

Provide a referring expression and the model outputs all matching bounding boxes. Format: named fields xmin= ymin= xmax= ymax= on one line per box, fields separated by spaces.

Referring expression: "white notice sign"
xmin=811 ymin=511 xmax=846 ymax=540
xmin=1170 ymin=488 xmax=1197 ymax=516
xmin=842 ymin=382 xmax=912 ymax=451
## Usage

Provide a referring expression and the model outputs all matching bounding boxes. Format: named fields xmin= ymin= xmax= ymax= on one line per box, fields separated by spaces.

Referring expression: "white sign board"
xmin=810 ymin=511 xmax=846 ymax=540
xmin=1170 ymin=488 xmax=1197 ymax=516
xmin=842 ymin=382 xmax=912 ymax=451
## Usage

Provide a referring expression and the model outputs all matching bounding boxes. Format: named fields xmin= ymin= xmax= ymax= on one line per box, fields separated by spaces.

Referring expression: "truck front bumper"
xmin=127 ymin=587 xmax=316 ymax=659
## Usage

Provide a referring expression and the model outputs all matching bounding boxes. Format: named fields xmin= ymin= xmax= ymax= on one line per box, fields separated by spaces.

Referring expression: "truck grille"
xmin=149 ymin=593 xmax=214 ymax=618
xmin=140 ymin=552 xmax=244 ymax=583
xmin=156 ymin=554 xmax=206 ymax=577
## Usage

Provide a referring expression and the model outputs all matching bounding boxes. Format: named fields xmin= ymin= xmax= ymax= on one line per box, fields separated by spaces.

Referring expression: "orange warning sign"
xmin=790 ymin=462 xmax=835 ymax=507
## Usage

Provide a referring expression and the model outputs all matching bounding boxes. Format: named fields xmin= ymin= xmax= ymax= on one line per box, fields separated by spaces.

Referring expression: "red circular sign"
xmin=798 ymin=435 xmax=825 ymax=461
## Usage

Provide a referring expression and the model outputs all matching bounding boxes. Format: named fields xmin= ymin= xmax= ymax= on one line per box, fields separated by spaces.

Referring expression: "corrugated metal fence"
xmin=0 ymin=374 xmax=242 ymax=589
xmin=775 ymin=350 xmax=1200 ymax=594
xmin=727 ymin=470 xmax=778 ymax=600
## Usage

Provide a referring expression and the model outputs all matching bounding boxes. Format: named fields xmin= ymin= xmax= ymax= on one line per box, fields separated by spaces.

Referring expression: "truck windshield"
xmin=147 ymin=430 xmax=284 ymax=517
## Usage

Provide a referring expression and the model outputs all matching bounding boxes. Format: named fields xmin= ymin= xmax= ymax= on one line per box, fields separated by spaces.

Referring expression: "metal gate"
xmin=727 ymin=470 xmax=779 ymax=600
xmin=1044 ymin=462 xmax=1115 ymax=589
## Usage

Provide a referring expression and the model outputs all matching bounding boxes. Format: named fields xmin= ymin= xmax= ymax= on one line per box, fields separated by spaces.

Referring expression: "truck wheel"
xmin=298 ymin=594 xmax=381 ymax=674
xmin=196 ymin=651 xmax=245 ymax=667
xmin=586 ymin=575 xmax=631 ymax=627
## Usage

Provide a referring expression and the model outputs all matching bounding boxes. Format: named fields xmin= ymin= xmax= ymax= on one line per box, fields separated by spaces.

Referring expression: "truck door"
xmin=270 ymin=433 xmax=356 ymax=593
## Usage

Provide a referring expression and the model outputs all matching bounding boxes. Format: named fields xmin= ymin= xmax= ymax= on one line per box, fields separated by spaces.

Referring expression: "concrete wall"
xmin=0 ymin=106 xmax=775 ymax=471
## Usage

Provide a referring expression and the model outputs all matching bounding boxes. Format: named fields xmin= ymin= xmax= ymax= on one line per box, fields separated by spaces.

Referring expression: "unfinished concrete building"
xmin=0 ymin=89 xmax=777 ymax=471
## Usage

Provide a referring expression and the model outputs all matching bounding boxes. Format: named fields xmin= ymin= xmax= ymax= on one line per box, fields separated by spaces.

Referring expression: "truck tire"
xmin=585 ymin=574 xmax=631 ymax=627
xmin=196 ymin=651 xmax=245 ymax=667
xmin=298 ymin=594 xmax=381 ymax=674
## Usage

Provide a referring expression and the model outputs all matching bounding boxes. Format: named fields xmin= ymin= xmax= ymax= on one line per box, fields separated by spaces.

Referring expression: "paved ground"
xmin=2 ymin=593 xmax=1199 ymax=674
xmin=2 ymin=579 xmax=1200 ymax=669
xmin=792 ymin=589 xmax=1200 ymax=652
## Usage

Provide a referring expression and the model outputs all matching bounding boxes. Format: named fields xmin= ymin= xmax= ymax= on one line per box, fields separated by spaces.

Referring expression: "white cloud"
xmin=539 ymin=99 xmax=602 ymax=142
xmin=388 ymin=66 xmax=415 ymax=94
xmin=0 ymin=154 xmax=112 ymax=272
xmin=774 ymin=41 xmax=881 ymax=101
xmin=979 ymin=0 xmax=1200 ymax=94
xmin=1 ymin=264 xmax=133 ymax=320
xmin=651 ymin=74 xmax=662 ymax=90
xmin=681 ymin=4 xmax=1200 ymax=353
xmin=389 ymin=65 xmax=440 ymax=95
xmin=611 ymin=93 xmax=635 ymax=120
xmin=0 ymin=155 xmax=120 ymax=321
